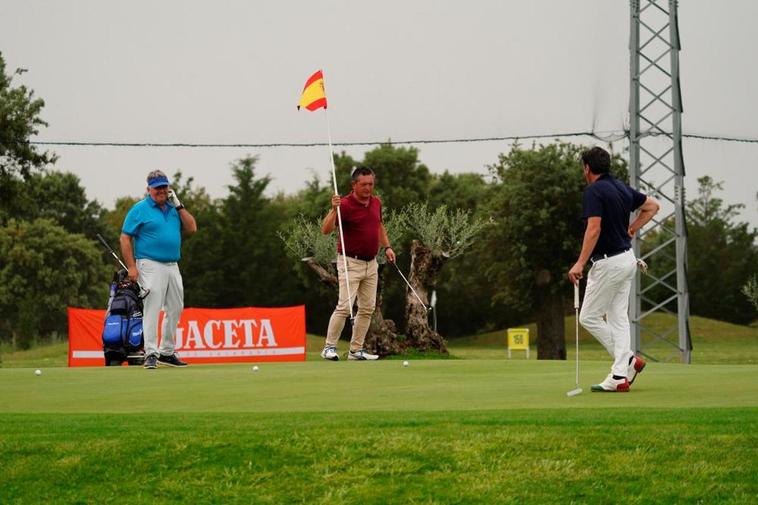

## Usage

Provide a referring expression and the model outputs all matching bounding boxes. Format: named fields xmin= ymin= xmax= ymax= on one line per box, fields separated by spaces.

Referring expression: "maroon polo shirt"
xmin=337 ymin=193 xmax=382 ymax=259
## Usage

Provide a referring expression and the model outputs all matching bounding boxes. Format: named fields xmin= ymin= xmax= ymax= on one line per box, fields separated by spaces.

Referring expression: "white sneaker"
xmin=348 ymin=349 xmax=379 ymax=361
xmin=591 ymin=374 xmax=630 ymax=392
xmin=320 ymin=346 xmax=339 ymax=361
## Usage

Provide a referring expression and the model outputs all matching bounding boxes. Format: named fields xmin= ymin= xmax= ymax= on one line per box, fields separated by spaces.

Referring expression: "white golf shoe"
xmin=347 ymin=349 xmax=379 ymax=361
xmin=591 ymin=374 xmax=630 ymax=392
xmin=320 ymin=346 xmax=339 ymax=361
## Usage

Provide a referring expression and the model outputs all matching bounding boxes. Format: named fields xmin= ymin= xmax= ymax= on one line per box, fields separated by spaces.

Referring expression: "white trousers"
xmin=579 ymin=249 xmax=637 ymax=377
xmin=137 ymin=258 xmax=184 ymax=357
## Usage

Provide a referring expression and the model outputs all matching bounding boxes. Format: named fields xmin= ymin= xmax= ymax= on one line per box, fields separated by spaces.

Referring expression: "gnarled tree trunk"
xmin=366 ymin=264 xmax=405 ymax=356
xmin=302 ymin=258 xmax=402 ymax=355
xmin=404 ymin=240 xmax=448 ymax=353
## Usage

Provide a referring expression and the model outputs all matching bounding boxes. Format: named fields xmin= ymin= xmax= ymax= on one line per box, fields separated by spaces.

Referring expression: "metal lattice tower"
xmin=629 ymin=0 xmax=692 ymax=363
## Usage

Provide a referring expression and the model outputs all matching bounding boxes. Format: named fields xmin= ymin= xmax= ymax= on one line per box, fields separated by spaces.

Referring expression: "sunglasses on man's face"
xmin=151 ymin=185 xmax=169 ymax=190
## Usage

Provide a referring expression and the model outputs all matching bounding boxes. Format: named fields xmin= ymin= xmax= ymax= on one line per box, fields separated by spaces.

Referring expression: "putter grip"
xmin=574 ymin=283 xmax=580 ymax=309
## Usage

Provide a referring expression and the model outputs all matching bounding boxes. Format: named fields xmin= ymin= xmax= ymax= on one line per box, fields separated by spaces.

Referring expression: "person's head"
xmin=350 ymin=166 xmax=375 ymax=200
xmin=581 ymin=146 xmax=611 ymax=179
xmin=146 ymin=170 xmax=170 ymax=204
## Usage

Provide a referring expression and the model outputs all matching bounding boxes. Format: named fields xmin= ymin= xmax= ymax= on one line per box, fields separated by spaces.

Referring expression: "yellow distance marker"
xmin=507 ymin=328 xmax=530 ymax=359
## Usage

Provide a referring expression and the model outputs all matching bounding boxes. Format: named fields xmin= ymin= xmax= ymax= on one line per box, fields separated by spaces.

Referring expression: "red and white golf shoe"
xmin=591 ymin=374 xmax=630 ymax=392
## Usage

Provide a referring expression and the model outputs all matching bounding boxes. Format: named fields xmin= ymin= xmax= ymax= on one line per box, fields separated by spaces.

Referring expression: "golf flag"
xmin=297 ymin=70 xmax=327 ymax=111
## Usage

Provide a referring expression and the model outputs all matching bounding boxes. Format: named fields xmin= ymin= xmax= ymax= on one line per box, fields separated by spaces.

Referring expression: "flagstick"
xmin=323 ymin=106 xmax=355 ymax=321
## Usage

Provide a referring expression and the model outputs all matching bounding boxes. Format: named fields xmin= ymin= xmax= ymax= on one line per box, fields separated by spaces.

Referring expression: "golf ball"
xmin=252 ymin=365 xmax=259 ymax=372
xmin=402 ymin=360 xmax=409 ymax=367
xmin=35 ymin=369 xmax=42 ymax=376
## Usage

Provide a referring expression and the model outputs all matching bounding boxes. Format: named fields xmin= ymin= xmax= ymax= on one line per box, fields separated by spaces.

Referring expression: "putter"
xmin=391 ymin=261 xmax=432 ymax=312
xmin=566 ymin=282 xmax=583 ymax=397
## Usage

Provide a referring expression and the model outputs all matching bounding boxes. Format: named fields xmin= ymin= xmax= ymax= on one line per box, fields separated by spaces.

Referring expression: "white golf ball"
xmin=35 ymin=369 xmax=42 ymax=376
xmin=402 ymin=360 xmax=409 ymax=367
xmin=252 ymin=365 xmax=259 ymax=372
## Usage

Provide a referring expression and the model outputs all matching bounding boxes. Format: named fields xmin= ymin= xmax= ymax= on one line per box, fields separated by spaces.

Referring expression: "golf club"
xmin=566 ymin=281 xmax=583 ymax=397
xmin=96 ymin=233 xmax=128 ymax=270
xmin=391 ymin=261 xmax=432 ymax=312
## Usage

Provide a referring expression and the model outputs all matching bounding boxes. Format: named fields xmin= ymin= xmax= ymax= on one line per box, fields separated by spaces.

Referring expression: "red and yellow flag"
xmin=297 ymin=70 xmax=327 ymax=111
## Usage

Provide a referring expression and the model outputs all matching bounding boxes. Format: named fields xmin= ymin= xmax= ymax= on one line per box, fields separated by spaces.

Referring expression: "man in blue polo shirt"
xmin=120 ymin=170 xmax=197 ymax=369
xmin=568 ymin=147 xmax=659 ymax=392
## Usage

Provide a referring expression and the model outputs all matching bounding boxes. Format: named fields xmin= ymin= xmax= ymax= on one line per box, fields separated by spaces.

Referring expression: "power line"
xmin=3 ymin=131 xmax=758 ymax=149
xmin=681 ymin=134 xmax=758 ymax=144
xmin=6 ymin=131 xmax=596 ymax=149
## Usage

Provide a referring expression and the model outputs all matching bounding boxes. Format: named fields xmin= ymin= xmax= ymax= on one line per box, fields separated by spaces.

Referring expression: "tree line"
xmin=2 ymin=51 xmax=756 ymax=353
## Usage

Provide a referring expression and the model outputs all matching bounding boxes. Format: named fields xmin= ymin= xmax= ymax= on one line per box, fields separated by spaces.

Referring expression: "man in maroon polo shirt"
xmin=320 ymin=166 xmax=396 ymax=361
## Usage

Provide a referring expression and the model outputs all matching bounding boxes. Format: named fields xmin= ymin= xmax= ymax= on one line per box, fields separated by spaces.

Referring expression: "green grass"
xmin=1 ymin=359 xmax=757 ymax=503
xmin=2 ymin=360 xmax=757 ymax=413
xmin=449 ymin=313 xmax=758 ymax=364
xmin=1 ymin=314 xmax=756 ymax=503
xmin=0 ymin=341 xmax=69 ymax=368
xmin=2 ymin=409 xmax=756 ymax=504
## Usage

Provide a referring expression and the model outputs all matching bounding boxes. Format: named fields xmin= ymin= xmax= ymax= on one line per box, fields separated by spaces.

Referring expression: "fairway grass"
xmin=1 ymin=360 xmax=757 ymax=503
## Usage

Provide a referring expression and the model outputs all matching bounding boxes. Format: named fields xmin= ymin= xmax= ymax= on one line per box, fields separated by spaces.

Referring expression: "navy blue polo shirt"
xmin=582 ymin=174 xmax=647 ymax=257
xmin=122 ymin=196 xmax=182 ymax=262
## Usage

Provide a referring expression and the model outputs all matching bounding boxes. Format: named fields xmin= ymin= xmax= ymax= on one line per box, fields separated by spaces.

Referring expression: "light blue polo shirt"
xmin=122 ymin=196 xmax=182 ymax=262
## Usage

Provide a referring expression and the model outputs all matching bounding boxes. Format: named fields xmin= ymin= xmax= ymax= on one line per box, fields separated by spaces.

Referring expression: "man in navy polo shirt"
xmin=568 ymin=147 xmax=659 ymax=392
xmin=320 ymin=166 xmax=396 ymax=361
xmin=120 ymin=170 xmax=197 ymax=369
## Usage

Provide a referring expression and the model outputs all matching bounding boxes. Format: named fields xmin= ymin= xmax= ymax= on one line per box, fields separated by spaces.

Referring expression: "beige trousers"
xmin=137 ymin=258 xmax=184 ymax=357
xmin=325 ymin=256 xmax=378 ymax=351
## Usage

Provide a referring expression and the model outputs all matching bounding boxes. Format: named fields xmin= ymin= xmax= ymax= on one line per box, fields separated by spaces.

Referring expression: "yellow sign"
xmin=507 ymin=328 xmax=530 ymax=358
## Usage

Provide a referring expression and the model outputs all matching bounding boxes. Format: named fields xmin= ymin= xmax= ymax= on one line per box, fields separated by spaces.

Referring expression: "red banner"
xmin=68 ymin=306 xmax=306 ymax=367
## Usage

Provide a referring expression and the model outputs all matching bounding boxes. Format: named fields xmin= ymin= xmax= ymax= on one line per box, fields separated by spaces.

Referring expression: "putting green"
xmin=2 ymin=359 xmax=756 ymax=413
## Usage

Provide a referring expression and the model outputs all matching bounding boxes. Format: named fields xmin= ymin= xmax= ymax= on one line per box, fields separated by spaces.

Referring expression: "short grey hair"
xmin=146 ymin=170 xmax=167 ymax=184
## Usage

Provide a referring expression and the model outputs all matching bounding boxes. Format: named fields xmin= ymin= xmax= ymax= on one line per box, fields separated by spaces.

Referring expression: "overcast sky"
xmin=1 ymin=0 xmax=756 ymax=227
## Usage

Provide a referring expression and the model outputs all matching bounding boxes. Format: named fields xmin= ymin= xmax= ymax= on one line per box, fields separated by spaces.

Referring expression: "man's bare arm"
xmin=120 ymin=233 xmax=138 ymax=281
xmin=628 ymin=196 xmax=660 ymax=238
xmin=568 ymin=216 xmax=601 ymax=284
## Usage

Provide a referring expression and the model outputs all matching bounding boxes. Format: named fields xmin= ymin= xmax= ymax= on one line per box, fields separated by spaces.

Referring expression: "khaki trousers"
xmin=325 ymin=256 xmax=378 ymax=351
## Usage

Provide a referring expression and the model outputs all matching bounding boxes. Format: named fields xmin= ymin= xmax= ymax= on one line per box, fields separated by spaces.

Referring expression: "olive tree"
xmin=400 ymin=203 xmax=488 ymax=353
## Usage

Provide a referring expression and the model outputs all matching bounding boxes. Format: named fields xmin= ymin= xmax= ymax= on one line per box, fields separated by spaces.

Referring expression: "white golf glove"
xmin=636 ymin=258 xmax=648 ymax=274
xmin=167 ymin=190 xmax=183 ymax=209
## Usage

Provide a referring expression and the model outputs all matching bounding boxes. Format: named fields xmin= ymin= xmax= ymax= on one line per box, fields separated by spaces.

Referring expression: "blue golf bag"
xmin=102 ymin=270 xmax=145 ymax=366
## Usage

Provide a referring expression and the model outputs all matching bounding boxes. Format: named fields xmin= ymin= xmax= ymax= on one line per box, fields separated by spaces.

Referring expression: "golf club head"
xmin=566 ymin=387 xmax=583 ymax=397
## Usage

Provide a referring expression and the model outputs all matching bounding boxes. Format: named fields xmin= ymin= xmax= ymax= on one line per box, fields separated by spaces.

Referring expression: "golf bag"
xmin=102 ymin=269 xmax=145 ymax=366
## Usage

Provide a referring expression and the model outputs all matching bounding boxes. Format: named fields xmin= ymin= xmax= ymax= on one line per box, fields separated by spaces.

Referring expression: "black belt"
xmin=591 ymin=249 xmax=630 ymax=263
xmin=342 ymin=254 xmax=375 ymax=262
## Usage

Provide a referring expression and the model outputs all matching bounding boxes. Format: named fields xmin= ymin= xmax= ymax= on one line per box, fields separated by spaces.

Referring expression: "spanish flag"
xmin=297 ymin=70 xmax=327 ymax=111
